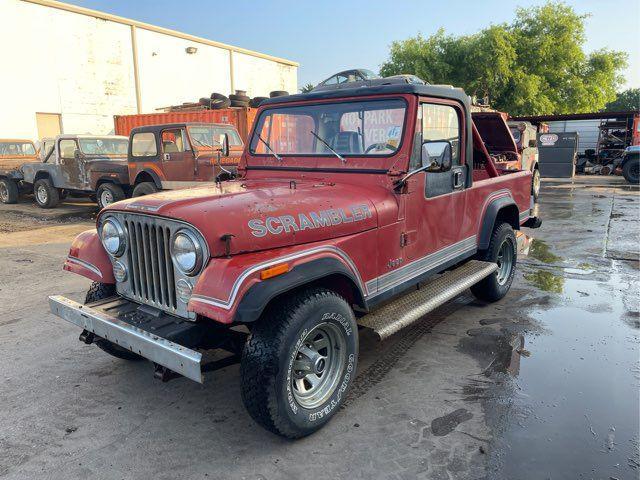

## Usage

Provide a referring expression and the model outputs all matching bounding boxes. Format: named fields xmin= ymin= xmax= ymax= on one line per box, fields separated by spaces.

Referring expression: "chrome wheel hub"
xmin=496 ymin=239 xmax=514 ymax=285
xmin=36 ymin=185 xmax=47 ymax=204
xmin=101 ymin=189 xmax=113 ymax=206
xmin=0 ymin=183 xmax=7 ymax=202
xmin=291 ymin=323 xmax=346 ymax=409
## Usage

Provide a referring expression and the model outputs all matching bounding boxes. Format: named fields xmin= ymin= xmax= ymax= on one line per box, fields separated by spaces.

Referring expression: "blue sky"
xmin=69 ymin=0 xmax=639 ymax=91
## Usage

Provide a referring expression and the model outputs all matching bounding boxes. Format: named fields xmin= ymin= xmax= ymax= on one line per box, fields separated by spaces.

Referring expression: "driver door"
xmin=160 ymin=128 xmax=195 ymax=185
xmin=58 ymin=138 xmax=85 ymax=189
xmin=404 ymin=100 xmax=468 ymax=262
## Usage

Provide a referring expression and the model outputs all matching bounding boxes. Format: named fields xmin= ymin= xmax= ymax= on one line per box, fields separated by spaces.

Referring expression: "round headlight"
xmin=171 ymin=230 xmax=203 ymax=275
xmin=101 ymin=218 xmax=126 ymax=256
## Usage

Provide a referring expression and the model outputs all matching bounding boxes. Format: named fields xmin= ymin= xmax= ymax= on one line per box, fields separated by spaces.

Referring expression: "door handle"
xmin=163 ymin=153 xmax=170 ymax=161
xmin=453 ymin=170 xmax=464 ymax=188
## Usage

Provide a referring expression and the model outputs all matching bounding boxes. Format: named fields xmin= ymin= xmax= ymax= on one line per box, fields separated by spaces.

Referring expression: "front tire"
xmin=241 ymin=288 xmax=358 ymax=438
xmin=85 ymin=282 xmax=142 ymax=361
xmin=0 ymin=178 xmax=19 ymax=204
xmin=471 ymin=222 xmax=517 ymax=302
xmin=622 ymin=157 xmax=639 ymax=184
xmin=33 ymin=178 xmax=59 ymax=208
xmin=132 ymin=181 xmax=158 ymax=197
xmin=531 ymin=168 xmax=541 ymax=202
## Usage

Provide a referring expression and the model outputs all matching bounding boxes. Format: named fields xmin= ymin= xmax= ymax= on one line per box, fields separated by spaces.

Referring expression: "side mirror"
xmin=219 ymin=133 xmax=230 ymax=157
xmin=421 ymin=140 xmax=452 ymax=172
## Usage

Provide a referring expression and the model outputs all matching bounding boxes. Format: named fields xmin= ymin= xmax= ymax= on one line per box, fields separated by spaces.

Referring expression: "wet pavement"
xmin=0 ymin=176 xmax=638 ymax=479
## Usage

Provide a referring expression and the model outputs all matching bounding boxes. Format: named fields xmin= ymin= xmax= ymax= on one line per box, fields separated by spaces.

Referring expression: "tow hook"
xmin=154 ymin=363 xmax=180 ymax=383
xmin=79 ymin=330 xmax=94 ymax=344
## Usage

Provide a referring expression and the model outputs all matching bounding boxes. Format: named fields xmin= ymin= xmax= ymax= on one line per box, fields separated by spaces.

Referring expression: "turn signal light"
xmin=260 ymin=263 xmax=290 ymax=280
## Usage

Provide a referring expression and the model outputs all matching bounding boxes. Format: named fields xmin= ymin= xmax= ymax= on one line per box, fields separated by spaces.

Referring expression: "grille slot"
xmin=124 ymin=218 xmax=177 ymax=312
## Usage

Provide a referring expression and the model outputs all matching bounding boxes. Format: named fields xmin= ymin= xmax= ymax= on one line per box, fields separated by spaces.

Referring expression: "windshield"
xmin=509 ymin=128 xmax=522 ymax=144
xmin=249 ymin=99 xmax=406 ymax=157
xmin=0 ymin=141 xmax=36 ymax=156
xmin=78 ymin=138 xmax=128 ymax=155
xmin=188 ymin=125 xmax=242 ymax=151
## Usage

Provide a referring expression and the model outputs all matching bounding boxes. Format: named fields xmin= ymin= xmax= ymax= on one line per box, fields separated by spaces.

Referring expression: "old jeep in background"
xmin=21 ymin=135 xmax=130 ymax=209
xmin=127 ymin=122 xmax=243 ymax=197
xmin=0 ymin=139 xmax=37 ymax=204
xmin=49 ymin=83 xmax=540 ymax=438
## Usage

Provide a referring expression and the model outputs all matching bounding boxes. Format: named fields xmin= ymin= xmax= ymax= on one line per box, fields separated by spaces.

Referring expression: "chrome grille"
xmin=124 ymin=217 xmax=177 ymax=312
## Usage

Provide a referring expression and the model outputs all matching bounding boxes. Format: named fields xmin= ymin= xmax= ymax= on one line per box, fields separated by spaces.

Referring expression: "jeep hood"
xmin=108 ymin=180 xmax=389 ymax=256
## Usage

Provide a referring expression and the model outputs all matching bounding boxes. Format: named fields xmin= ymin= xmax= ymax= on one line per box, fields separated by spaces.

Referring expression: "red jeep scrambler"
xmin=49 ymin=84 xmax=541 ymax=438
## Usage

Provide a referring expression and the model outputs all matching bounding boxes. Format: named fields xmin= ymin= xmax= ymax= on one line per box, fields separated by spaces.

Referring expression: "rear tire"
xmin=96 ymin=183 xmax=126 ymax=209
xmin=471 ymin=223 xmax=517 ymax=302
xmin=85 ymin=282 xmax=142 ymax=361
xmin=0 ymin=178 xmax=19 ymax=204
xmin=249 ymin=96 xmax=269 ymax=108
xmin=270 ymin=90 xmax=289 ymax=98
xmin=33 ymin=178 xmax=59 ymax=208
xmin=132 ymin=181 xmax=158 ymax=197
xmin=241 ymin=288 xmax=358 ymax=438
xmin=622 ymin=157 xmax=639 ymax=184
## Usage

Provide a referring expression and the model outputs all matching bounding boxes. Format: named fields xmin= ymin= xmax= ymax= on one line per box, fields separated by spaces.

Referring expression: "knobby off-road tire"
xmin=0 ymin=178 xmax=19 ymax=204
xmin=471 ymin=222 xmax=517 ymax=302
xmin=33 ymin=178 xmax=59 ymax=208
xmin=96 ymin=183 xmax=126 ymax=209
xmin=531 ymin=168 xmax=541 ymax=202
xmin=622 ymin=157 xmax=640 ymax=184
xmin=132 ymin=181 xmax=158 ymax=197
xmin=85 ymin=282 xmax=142 ymax=361
xmin=240 ymin=288 xmax=358 ymax=438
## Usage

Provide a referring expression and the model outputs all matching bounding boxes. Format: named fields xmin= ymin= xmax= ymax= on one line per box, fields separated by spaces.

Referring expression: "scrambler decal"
xmin=248 ymin=204 xmax=372 ymax=237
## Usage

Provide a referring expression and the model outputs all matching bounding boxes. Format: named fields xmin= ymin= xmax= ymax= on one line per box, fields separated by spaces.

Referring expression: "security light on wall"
xmin=185 ymin=47 xmax=198 ymax=54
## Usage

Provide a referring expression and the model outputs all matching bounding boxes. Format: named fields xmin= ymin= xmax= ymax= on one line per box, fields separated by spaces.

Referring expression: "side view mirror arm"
xmin=393 ymin=164 xmax=431 ymax=192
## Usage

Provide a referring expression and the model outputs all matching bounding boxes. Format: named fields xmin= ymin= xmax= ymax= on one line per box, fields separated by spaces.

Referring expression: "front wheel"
xmin=241 ymin=288 xmax=358 ymax=438
xmin=471 ymin=222 xmax=517 ymax=302
xmin=96 ymin=183 xmax=126 ymax=209
xmin=132 ymin=181 xmax=158 ymax=197
xmin=622 ymin=158 xmax=639 ymax=184
xmin=33 ymin=178 xmax=60 ymax=208
xmin=531 ymin=168 xmax=541 ymax=202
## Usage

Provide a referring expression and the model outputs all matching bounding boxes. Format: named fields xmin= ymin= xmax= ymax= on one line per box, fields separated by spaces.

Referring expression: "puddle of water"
xmin=529 ymin=239 xmax=562 ymax=264
xmin=486 ymin=272 xmax=640 ymax=479
xmin=523 ymin=270 xmax=565 ymax=293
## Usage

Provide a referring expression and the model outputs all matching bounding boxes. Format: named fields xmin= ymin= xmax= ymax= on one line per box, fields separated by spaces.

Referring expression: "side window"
xmin=161 ymin=129 xmax=186 ymax=154
xmin=59 ymin=139 xmax=78 ymax=159
xmin=421 ymin=103 xmax=461 ymax=170
xmin=131 ymin=132 xmax=157 ymax=157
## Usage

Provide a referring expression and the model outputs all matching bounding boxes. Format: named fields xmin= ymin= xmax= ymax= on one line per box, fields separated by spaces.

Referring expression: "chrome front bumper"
xmin=49 ymin=295 xmax=203 ymax=383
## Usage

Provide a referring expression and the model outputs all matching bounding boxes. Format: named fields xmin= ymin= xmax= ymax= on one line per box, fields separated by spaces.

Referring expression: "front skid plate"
xmin=49 ymin=295 xmax=203 ymax=383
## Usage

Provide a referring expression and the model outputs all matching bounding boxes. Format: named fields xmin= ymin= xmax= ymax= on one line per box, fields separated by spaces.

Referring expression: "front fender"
xmin=63 ymin=229 xmax=114 ymax=283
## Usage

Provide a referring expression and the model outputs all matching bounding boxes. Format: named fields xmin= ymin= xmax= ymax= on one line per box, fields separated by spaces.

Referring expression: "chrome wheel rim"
xmin=36 ymin=185 xmax=48 ymax=204
xmin=533 ymin=171 xmax=541 ymax=195
xmin=0 ymin=183 xmax=7 ymax=202
xmin=291 ymin=323 xmax=346 ymax=409
xmin=496 ymin=238 xmax=514 ymax=285
xmin=100 ymin=189 xmax=113 ymax=206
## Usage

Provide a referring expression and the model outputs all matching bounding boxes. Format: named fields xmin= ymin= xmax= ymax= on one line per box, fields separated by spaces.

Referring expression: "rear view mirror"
xmin=421 ymin=140 xmax=452 ymax=172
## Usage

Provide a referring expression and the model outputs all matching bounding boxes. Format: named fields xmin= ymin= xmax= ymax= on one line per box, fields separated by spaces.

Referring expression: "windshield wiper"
xmin=310 ymin=131 xmax=345 ymax=163
xmin=256 ymin=134 xmax=282 ymax=161
xmin=192 ymin=138 xmax=213 ymax=149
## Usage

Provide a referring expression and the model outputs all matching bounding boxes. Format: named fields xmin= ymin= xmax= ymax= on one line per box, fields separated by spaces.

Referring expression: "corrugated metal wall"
xmin=546 ymin=119 xmax=601 ymax=154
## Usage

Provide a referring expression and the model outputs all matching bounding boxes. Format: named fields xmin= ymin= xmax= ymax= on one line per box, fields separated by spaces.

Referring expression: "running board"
xmin=358 ymin=260 xmax=498 ymax=340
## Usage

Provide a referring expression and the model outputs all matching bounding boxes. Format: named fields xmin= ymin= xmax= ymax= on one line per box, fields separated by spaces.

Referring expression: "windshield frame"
xmin=248 ymin=97 xmax=409 ymax=160
xmin=187 ymin=125 xmax=243 ymax=151
xmin=78 ymin=137 xmax=129 ymax=156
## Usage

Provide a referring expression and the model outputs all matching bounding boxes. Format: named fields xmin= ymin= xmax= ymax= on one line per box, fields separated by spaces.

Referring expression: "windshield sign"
xmin=0 ymin=141 xmax=36 ymax=156
xmin=78 ymin=138 xmax=128 ymax=155
xmin=249 ymin=99 xmax=406 ymax=157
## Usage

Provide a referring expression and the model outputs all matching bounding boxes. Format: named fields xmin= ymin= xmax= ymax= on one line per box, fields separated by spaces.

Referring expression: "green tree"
xmin=604 ymin=88 xmax=640 ymax=111
xmin=380 ymin=2 xmax=627 ymax=115
xmin=300 ymin=83 xmax=315 ymax=93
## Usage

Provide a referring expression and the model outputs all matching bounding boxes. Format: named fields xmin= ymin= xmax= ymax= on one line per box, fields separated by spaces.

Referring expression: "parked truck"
xmin=19 ymin=135 xmax=130 ymax=209
xmin=49 ymin=83 xmax=541 ymax=438
xmin=0 ymin=139 xmax=37 ymax=204
xmin=127 ymin=122 xmax=244 ymax=197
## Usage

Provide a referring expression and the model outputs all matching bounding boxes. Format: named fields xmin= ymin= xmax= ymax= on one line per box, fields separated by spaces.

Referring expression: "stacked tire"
xmin=229 ymin=90 xmax=250 ymax=107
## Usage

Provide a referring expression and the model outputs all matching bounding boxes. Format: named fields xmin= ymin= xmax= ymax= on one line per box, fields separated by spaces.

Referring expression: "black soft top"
xmin=261 ymin=84 xmax=471 ymax=108
xmin=130 ymin=122 xmax=237 ymax=135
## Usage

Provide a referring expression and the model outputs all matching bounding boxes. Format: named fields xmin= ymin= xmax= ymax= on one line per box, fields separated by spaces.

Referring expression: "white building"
xmin=0 ymin=0 xmax=298 ymax=140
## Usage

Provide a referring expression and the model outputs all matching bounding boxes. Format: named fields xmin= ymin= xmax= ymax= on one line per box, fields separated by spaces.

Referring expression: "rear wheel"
xmin=531 ymin=168 xmax=541 ymax=202
xmin=622 ymin=157 xmax=639 ymax=184
xmin=0 ymin=178 xmax=19 ymax=204
xmin=85 ymin=282 xmax=142 ymax=361
xmin=33 ymin=178 xmax=59 ymax=208
xmin=96 ymin=183 xmax=126 ymax=209
xmin=132 ymin=181 xmax=158 ymax=197
xmin=241 ymin=288 xmax=358 ymax=438
xmin=471 ymin=222 xmax=517 ymax=302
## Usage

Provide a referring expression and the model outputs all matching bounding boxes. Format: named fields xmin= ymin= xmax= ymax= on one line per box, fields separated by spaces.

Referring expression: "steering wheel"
xmin=365 ymin=143 xmax=396 ymax=154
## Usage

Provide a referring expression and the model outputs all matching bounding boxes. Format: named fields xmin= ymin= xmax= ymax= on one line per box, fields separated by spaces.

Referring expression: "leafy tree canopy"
xmin=380 ymin=2 xmax=627 ymax=115
xmin=604 ymin=88 xmax=640 ymax=112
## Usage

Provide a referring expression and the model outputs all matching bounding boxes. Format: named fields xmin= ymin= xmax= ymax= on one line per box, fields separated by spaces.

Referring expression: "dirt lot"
xmin=0 ymin=178 xmax=638 ymax=480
